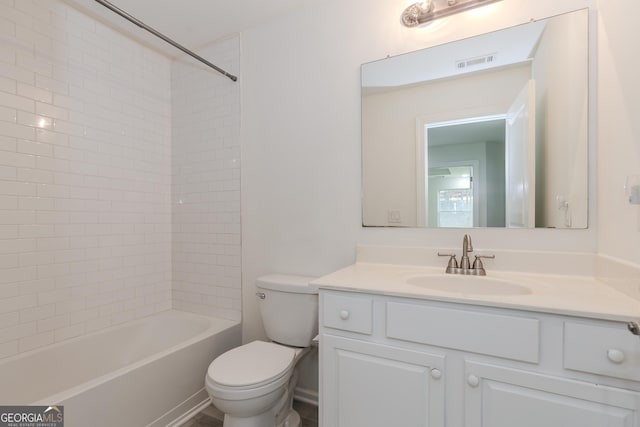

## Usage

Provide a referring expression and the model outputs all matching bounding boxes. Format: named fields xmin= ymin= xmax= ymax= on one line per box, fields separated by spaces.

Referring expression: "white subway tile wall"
xmin=171 ymin=36 xmax=242 ymax=321
xmin=0 ymin=0 xmax=173 ymax=358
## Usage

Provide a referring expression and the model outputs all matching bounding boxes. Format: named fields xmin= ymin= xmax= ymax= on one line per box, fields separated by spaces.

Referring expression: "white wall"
xmin=597 ymin=1 xmax=640 ymax=265
xmin=0 ymin=0 xmax=172 ymax=359
xmin=171 ymin=36 xmax=242 ymax=322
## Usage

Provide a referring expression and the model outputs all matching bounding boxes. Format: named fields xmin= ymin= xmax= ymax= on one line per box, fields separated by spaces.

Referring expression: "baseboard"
xmin=294 ymin=387 xmax=318 ymax=406
xmin=148 ymin=388 xmax=211 ymax=427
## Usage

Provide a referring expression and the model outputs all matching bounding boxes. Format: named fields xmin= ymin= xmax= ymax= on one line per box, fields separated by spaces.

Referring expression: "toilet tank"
xmin=256 ymin=274 xmax=318 ymax=347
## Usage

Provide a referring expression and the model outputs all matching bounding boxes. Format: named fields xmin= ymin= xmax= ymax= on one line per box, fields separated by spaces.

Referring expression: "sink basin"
xmin=405 ymin=274 xmax=531 ymax=296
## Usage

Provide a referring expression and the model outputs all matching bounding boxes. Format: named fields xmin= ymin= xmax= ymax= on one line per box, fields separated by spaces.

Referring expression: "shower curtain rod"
xmin=93 ymin=0 xmax=238 ymax=82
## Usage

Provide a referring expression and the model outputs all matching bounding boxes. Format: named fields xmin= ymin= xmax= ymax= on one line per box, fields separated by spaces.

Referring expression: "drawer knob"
xmin=607 ymin=348 xmax=625 ymax=364
xmin=430 ymin=368 xmax=442 ymax=380
xmin=339 ymin=310 xmax=350 ymax=320
xmin=467 ymin=374 xmax=480 ymax=387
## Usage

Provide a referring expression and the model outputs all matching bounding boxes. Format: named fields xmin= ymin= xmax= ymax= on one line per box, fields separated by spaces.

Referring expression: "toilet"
xmin=205 ymin=274 xmax=318 ymax=427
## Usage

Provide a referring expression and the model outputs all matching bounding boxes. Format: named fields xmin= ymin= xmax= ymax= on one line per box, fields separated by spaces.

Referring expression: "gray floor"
xmin=181 ymin=400 xmax=318 ymax=427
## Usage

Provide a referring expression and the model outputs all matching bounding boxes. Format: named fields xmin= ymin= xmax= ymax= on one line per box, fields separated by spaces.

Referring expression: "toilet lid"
xmin=208 ymin=341 xmax=296 ymax=388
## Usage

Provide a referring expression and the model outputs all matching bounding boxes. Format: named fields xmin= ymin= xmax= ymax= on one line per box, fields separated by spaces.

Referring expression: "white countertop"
xmin=312 ymin=262 xmax=640 ymax=322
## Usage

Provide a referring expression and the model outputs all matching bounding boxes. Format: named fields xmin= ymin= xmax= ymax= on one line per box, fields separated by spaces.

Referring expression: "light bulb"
xmin=419 ymin=0 xmax=433 ymax=12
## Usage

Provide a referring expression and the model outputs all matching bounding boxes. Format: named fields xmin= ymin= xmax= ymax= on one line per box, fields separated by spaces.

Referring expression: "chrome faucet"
xmin=438 ymin=234 xmax=494 ymax=276
xmin=460 ymin=234 xmax=473 ymax=269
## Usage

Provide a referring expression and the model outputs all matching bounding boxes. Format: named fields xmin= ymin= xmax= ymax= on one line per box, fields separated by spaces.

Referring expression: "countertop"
xmin=311 ymin=262 xmax=640 ymax=322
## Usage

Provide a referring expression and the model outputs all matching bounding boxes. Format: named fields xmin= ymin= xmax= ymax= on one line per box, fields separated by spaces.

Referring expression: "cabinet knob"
xmin=339 ymin=310 xmax=350 ymax=320
xmin=467 ymin=374 xmax=480 ymax=387
xmin=430 ymin=368 xmax=442 ymax=380
xmin=607 ymin=348 xmax=625 ymax=364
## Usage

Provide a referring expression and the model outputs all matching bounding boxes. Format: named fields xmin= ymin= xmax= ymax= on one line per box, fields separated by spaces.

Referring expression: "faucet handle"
xmin=472 ymin=254 xmax=495 ymax=269
xmin=438 ymin=252 xmax=458 ymax=269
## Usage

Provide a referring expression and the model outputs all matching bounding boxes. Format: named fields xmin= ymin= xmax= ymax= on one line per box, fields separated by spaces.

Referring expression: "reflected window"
xmin=438 ymin=189 xmax=473 ymax=227
xmin=433 ymin=167 xmax=474 ymax=227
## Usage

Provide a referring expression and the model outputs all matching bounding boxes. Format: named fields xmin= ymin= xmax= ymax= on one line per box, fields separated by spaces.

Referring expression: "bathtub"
xmin=0 ymin=310 xmax=241 ymax=427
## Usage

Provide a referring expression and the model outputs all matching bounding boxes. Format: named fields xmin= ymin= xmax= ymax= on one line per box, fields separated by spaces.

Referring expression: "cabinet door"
xmin=321 ymin=334 xmax=445 ymax=427
xmin=465 ymin=361 xmax=640 ymax=427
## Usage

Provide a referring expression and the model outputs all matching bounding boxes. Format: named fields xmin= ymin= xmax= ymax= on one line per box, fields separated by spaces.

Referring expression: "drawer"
xmin=386 ymin=302 xmax=540 ymax=363
xmin=564 ymin=321 xmax=640 ymax=381
xmin=322 ymin=293 xmax=373 ymax=334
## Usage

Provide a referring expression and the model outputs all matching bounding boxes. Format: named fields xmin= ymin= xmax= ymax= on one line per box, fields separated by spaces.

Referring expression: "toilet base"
xmin=223 ymin=411 xmax=271 ymax=427
xmin=279 ymin=409 xmax=300 ymax=427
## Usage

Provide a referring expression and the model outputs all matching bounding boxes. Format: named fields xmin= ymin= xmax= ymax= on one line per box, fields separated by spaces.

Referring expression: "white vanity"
xmin=314 ymin=246 xmax=640 ymax=427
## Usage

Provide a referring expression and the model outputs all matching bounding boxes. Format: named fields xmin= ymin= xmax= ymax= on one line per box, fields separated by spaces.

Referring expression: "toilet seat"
xmin=207 ymin=341 xmax=297 ymax=393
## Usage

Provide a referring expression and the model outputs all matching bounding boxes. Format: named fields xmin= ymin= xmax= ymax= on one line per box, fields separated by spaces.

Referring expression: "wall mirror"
xmin=361 ymin=9 xmax=589 ymax=228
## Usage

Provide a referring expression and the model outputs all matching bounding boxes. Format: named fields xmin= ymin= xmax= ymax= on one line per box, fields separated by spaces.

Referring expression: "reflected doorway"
xmin=420 ymin=116 xmax=507 ymax=228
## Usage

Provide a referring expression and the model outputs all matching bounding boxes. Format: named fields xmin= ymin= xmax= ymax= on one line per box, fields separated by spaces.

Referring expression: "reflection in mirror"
xmin=362 ymin=9 xmax=589 ymax=229
xmin=427 ymin=118 xmax=505 ymax=228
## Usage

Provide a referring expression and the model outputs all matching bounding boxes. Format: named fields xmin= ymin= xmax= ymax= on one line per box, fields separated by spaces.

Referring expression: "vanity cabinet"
xmin=322 ymin=334 xmax=445 ymax=427
xmin=321 ymin=292 xmax=445 ymax=426
xmin=319 ymin=290 xmax=640 ymax=427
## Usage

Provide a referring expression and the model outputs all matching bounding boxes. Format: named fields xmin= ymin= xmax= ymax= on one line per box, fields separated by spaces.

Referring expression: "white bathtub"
xmin=0 ymin=310 xmax=241 ymax=427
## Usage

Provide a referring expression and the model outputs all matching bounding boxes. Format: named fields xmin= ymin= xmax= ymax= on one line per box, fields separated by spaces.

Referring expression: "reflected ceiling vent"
xmin=456 ymin=53 xmax=497 ymax=70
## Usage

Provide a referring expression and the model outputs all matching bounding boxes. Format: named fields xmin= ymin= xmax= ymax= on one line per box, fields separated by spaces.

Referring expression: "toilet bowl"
xmin=206 ymin=341 xmax=308 ymax=426
xmin=205 ymin=274 xmax=318 ymax=427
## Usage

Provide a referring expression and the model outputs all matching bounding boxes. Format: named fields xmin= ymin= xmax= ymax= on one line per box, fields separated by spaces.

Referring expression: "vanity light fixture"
xmin=401 ymin=0 xmax=502 ymax=27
